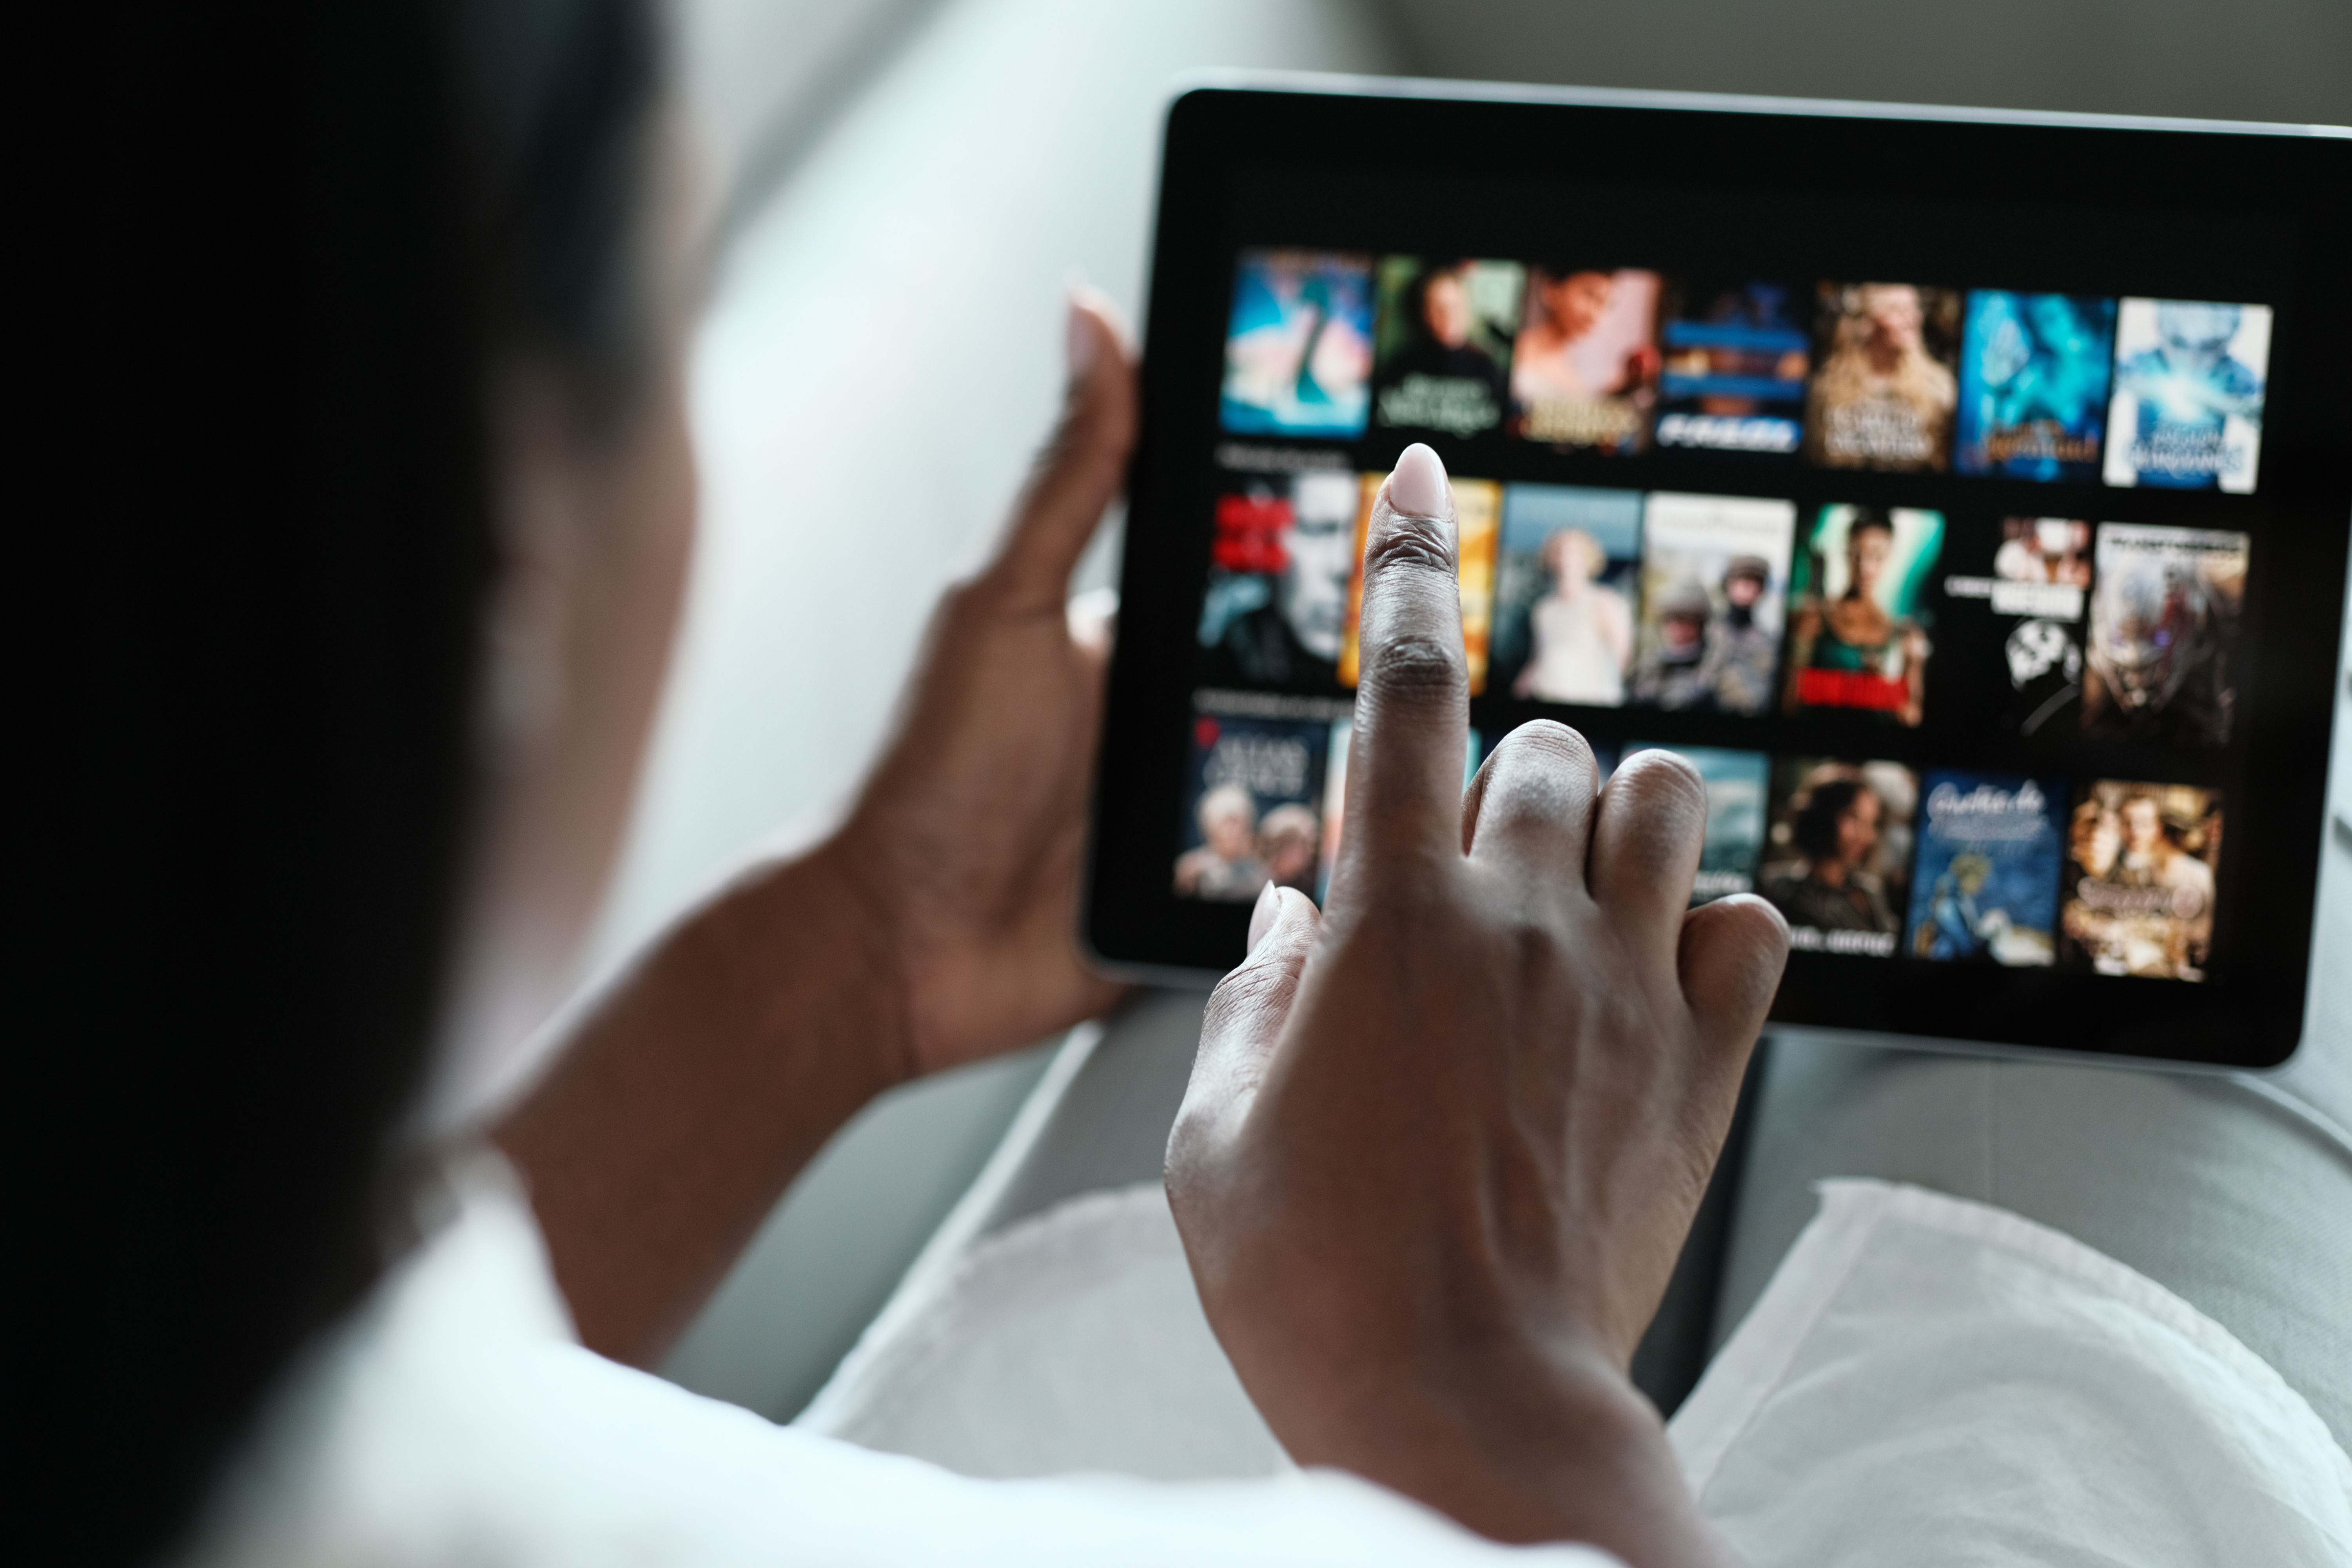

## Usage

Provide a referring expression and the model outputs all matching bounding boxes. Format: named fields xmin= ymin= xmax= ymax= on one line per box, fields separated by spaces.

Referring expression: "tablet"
xmin=1085 ymin=76 xmax=2352 ymax=1070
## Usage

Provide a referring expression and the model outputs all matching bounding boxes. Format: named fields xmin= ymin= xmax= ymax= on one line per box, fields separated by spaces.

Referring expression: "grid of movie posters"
xmin=1218 ymin=253 xmax=2274 ymax=490
xmin=1191 ymin=246 xmax=2274 ymax=984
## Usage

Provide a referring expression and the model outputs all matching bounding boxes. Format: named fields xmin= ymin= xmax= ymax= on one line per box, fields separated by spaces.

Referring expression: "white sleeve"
xmin=180 ymin=1160 xmax=1620 ymax=1568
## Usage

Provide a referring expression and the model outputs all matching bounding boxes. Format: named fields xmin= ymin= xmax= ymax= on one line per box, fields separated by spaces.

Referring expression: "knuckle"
xmin=1360 ymin=632 xmax=1463 ymax=709
xmin=1363 ymin=509 xmax=1456 ymax=577
xmin=1486 ymin=720 xmax=1597 ymax=784
xmin=1611 ymin=746 xmax=1709 ymax=819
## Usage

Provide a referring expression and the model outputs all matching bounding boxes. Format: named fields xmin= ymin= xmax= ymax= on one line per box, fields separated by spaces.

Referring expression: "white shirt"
xmin=178 ymin=1158 xmax=1617 ymax=1568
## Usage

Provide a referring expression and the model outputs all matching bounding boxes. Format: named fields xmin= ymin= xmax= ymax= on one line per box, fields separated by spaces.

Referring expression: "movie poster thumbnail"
xmin=1371 ymin=258 xmax=1526 ymax=438
xmin=1220 ymin=249 xmax=1376 ymax=439
xmin=1904 ymin=771 xmax=2065 ymax=966
xmin=1338 ymin=475 xmax=1502 ymax=695
xmin=1509 ymin=267 xmax=1662 ymax=454
xmin=1489 ymin=485 xmax=1645 ymax=706
xmin=1654 ymin=278 xmax=1811 ymax=455
xmin=1195 ymin=467 xmax=1362 ymax=691
xmin=1759 ymin=758 xmax=1920 ymax=956
xmin=1781 ymin=505 xmax=1944 ymax=727
xmin=1630 ymin=493 xmax=1796 ymax=715
xmin=1940 ymin=518 xmax=2095 ymax=736
xmin=1173 ymin=701 xmax=1335 ymax=904
xmin=1318 ymin=717 xmax=1485 ymax=903
xmin=1803 ymin=282 xmax=1962 ymax=472
xmin=2058 ymin=780 xmax=2221 ymax=981
xmin=1623 ymin=745 xmax=1771 ymax=905
xmin=2103 ymin=299 xmax=2270 ymax=493
xmin=2082 ymin=523 xmax=2250 ymax=748
xmin=1955 ymin=291 xmax=2116 ymax=481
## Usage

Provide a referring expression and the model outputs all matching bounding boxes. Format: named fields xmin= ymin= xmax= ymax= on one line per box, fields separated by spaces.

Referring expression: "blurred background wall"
xmin=605 ymin=0 xmax=2349 ymax=1421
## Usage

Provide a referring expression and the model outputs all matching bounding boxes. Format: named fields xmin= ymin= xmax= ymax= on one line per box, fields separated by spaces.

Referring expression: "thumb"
xmin=1169 ymin=885 xmax=1319 ymax=1181
xmin=992 ymin=288 xmax=1137 ymax=611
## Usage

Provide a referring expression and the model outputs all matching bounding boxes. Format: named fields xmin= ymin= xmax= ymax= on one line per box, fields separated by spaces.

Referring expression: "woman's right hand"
xmin=1164 ymin=444 xmax=1787 ymax=1567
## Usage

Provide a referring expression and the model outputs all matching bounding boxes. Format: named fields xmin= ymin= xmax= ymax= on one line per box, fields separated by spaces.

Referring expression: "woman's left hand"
xmin=497 ymin=296 xmax=1136 ymax=1364
xmin=822 ymin=293 xmax=1134 ymax=1076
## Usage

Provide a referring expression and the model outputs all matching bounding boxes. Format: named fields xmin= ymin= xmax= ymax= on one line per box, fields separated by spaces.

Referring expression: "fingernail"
xmin=1247 ymin=882 xmax=1282 ymax=955
xmin=1389 ymin=443 xmax=1448 ymax=517
xmin=1065 ymin=293 xmax=1098 ymax=382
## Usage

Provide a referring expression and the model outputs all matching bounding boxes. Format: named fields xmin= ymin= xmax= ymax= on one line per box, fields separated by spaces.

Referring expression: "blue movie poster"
xmin=2103 ymin=298 xmax=2271 ymax=494
xmin=1220 ymin=250 xmax=1376 ymax=438
xmin=1955 ymin=291 xmax=2116 ymax=481
xmin=1904 ymin=770 xmax=2064 ymax=965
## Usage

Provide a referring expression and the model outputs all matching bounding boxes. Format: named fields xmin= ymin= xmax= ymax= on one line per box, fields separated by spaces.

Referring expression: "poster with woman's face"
xmin=1508 ymin=267 xmax=1662 ymax=453
xmin=1802 ymin=281 xmax=1962 ymax=472
xmin=1792 ymin=505 xmax=1945 ymax=619
xmin=1782 ymin=505 xmax=1945 ymax=726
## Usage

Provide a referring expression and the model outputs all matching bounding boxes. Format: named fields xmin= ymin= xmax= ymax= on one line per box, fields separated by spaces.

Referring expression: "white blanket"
xmin=810 ymin=1178 xmax=2352 ymax=1565
xmin=1675 ymin=1179 xmax=2352 ymax=1566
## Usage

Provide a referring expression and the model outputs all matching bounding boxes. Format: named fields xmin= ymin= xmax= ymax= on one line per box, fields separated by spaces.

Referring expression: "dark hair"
xmin=1847 ymin=507 xmax=1896 ymax=540
xmin=36 ymin=2 xmax=660 ymax=1562
xmin=1792 ymin=778 xmax=1873 ymax=862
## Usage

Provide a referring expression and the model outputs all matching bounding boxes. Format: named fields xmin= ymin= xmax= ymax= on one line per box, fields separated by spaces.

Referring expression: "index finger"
xmin=1337 ymin=444 xmax=1468 ymax=882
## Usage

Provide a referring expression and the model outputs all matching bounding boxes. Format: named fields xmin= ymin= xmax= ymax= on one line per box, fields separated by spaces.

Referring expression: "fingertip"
xmin=1064 ymin=283 xmax=1134 ymax=386
xmin=1719 ymin=891 xmax=1792 ymax=947
xmin=1389 ymin=442 xmax=1449 ymax=517
xmin=1679 ymin=894 xmax=1792 ymax=1047
xmin=1245 ymin=885 xmax=1320 ymax=959
xmin=1247 ymin=881 xmax=1282 ymax=954
xmin=1608 ymin=744 xmax=1706 ymax=809
xmin=1066 ymin=586 xmax=1117 ymax=656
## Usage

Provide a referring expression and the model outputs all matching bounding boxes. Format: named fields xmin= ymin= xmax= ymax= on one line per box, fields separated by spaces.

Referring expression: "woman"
xmin=56 ymin=4 xmax=1788 ymax=1565
xmin=1509 ymin=268 xmax=1660 ymax=450
xmin=1373 ymin=260 xmax=1508 ymax=436
xmin=1514 ymin=527 xmax=1633 ymax=705
xmin=1781 ymin=510 xmax=1927 ymax=726
xmin=1762 ymin=775 xmax=1901 ymax=938
xmin=1802 ymin=282 xmax=1956 ymax=470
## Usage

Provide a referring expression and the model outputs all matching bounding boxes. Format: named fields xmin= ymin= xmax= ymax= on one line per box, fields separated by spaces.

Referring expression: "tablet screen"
xmin=1088 ymin=84 xmax=2352 ymax=1068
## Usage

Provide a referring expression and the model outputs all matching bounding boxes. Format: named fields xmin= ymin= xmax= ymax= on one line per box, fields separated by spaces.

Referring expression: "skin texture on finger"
xmin=1678 ymin=894 xmax=1791 ymax=1055
xmin=1460 ymin=721 xmax=1603 ymax=894
xmin=1586 ymin=750 xmax=1714 ymax=965
xmin=1332 ymin=445 xmax=1470 ymax=895
xmin=1173 ymin=886 xmax=1320 ymax=1181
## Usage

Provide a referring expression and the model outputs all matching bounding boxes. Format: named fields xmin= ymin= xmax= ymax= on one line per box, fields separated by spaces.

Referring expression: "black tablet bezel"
xmin=1085 ymin=76 xmax=2352 ymax=1070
